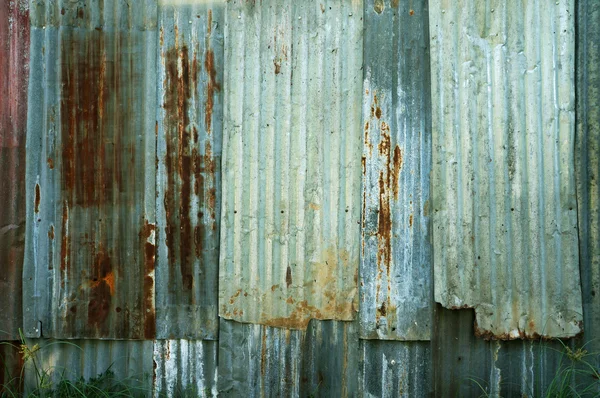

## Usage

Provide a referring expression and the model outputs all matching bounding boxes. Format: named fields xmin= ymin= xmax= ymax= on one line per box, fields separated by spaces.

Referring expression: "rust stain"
xmin=260 ymin=329 xmax=267 ymax=377
xmin=164 ymin=44 xmax=195 ymax=292
xmin=409 ymin=9 xmax=415 ymax=16
xmin=207 ymin=9 xmax=213 ymax=34
xmin=392 ymin=0 xmax=399 ymax=7
xmin=47 ymin=157 xmax=54 ymax=169
xmin=87 ymin=248 xmax=113 ymax=328
xmin=286 ymin=265 xmax=292 ymax=288
xmin=409 ymin=214 xmax=413 ymax=227
xmin=374 ymin=0 xmax=385 ymax=14
xmin=204 ymin=48 xmax=221 ymax=134
xmin=34 ymin=183 xmax=40 ymax=213
xmin=392 ymin=145 xmax=402 ymax=199
xmin=60 ymin=201 xmax=69 ymax=279
xmin=263 ymin=300 xmax=324 ymax=329
xmin=274 ymin=59 xmax=281 ymax=74
xmin=141 ymin=220 xmax=156 ymax=339
xmin=48 ymin=225 xmax=54 ymax=240
xmin=60 ymin=30 xmax=128 ymax=208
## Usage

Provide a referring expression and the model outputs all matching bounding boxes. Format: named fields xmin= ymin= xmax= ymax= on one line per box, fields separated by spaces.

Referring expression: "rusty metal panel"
xmin=155 ymin=0 xmax=223 ymax=340
xmin=217 ymin=319 xmax=358 ymax=397
xmin=359 ymin=340 xmax=431 ymax=398
xmin=23 ymin=0 xmax=158 ymax=339
xmin=22 ymin=339 xmax=153 ymax=395
xmin=219 ymin=0 xmax=363 ymax=330
xmin=0 ymin=0 xmax=29 ymax=341
xmin=360 ymin=0 xmax=432 ymax=340
xmin=430 ymin=0 xmax=582 ymax=339
xmin=0 ymin=341 xmax=24 ymax=395
xmin=576 ymin=0 xmax=600 ymax=372
xmin=153 ymin=340 xmax=218 ymax=397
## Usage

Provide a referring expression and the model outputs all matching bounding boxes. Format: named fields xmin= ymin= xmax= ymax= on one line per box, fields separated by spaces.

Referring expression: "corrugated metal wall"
xmin=0 ymin=0 xmax=598 ymax=396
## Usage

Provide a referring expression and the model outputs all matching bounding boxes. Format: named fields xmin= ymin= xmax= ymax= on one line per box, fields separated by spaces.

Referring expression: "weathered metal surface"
xmin=155 ymin=0 xmax=223 ymax=340
xmin=430 ymin=0 xmax=582 ymax=339
xmin=0 ymin=341 xmax=24 ymax=395
xmin=218 ymin=319 xmax=303 ymax=397
xmin=576 ymin=0 xmax=600 ymax=372
xmin=22 ymin=339 xmax=153 ymax=395
xmin=360 ymin=0 xmax=432 ymax=341
xmin=219 ymin=0 xmax=363 ymax=330
xmin=24 ymin=0 xmax=158 ymax=339
xmin=0 ymin=0 xmax=29 ymax=341
xmin=218 ymin=319 xmax=358 ymax=397
xmin=432 ymin=305 xmax=587 ymax=397
xmin=153 ymin=340 xmax=218 ymax=397
xmin=359 ymin=340 xmax=431 ymax=398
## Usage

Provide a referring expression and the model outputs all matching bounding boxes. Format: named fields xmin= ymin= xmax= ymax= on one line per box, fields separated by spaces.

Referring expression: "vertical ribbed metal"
xmin=359 ymin=340 xmax=431 ymax=398
xmin=219 ymin=0 xmax=363 ymax=329
xmin=576 ymin=0 xmax=600 ymax=372
xmin=430 ymin=0 xmax=582 ymax=339
xmin=217 ymin=319 xmax=358 ymax=397
xmin=153 ymin=340 xmax=218 ymax=397
xmin=0 ymin=0 xmax=29 ymax=341
xmin=155 ymin=0 xmax=223 ymax=340
xmin=360 ymin=0 xmax=432 ymax=341
xmin=24 ymin=0 xmax=158 ymax=339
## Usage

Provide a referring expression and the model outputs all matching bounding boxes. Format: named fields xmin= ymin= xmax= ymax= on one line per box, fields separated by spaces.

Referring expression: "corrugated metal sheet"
xmin=360 ymin=0 xmax=432 ymax=341
xmin=0 ymin=341 xmax=24 ymax=395
xmin=155 ymin=0 xmax=223 ymax=340
xmin=432 ymin=305 xmax=584 ymax=397
xmin=218 ymin=319 xmax=357 ymax=397
xmin=0 ymin=0 xmax=29 ymax=341
xmin=24 ymin=0 xmax=158 ymax=339
xmin=219 ymin=0 xmax=363 ymax=329
xmin=359 ymin=340 xmax=431 ymax=398
xmin=153 ymin=340 xmax=218 ymax=397
xmin=576 ymin=0 xmax=600 ymax=371
xmin=22 ymin=339 xmax=153 ymax=395
xmin=430 ymin=0 xmax=582 ymax=339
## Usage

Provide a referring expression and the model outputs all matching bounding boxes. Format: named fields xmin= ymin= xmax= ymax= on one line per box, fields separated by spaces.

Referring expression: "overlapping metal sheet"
xmin=430 ymin=0 xmax=582 ymax=339
xmin=359 ymin=340 xmax=431 ymax=398
xmin=0 ymin=0 xmax=29 ymax=341
xmin=24 ymin=0 xmax=158 ymax=339
xmin=576 ymin=0 xmax=600 ymax=370
xmin=360 ymin=0 xmax=432 ymax=341
xmin=155 ymin=0 xmax=223 ymax=340
xmin=218 ymin=319 xmax=358 ymax=397
xmin=153 ymin=340 xmax=218 ymax=397
xmin=219 ymin=0 xmax=363 ymax=329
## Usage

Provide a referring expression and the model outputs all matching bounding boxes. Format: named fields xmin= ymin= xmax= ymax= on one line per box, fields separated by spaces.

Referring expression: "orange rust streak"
xmin=392 ymin=145 xmax=402 ymax=200
xmin=34 ymin=183 xmax=40 ymax=213
xmin=204 ymin=49 xmax=221 ymax=134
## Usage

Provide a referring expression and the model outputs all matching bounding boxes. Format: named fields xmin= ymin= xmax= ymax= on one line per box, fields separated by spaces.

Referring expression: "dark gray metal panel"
xmin=153 ymin=340 xmax=218 ymax=397
xmin=155 ymin=0 xmax=223 ymax=340
xmin=430 ymin=0 xmax=582 ymax=339
xmin=218 ymin=319 xmax=358 ymax=397
xmin=218 ymin=319 xmax=303 ymax=397
xmin=24 ymin=0 xmax=158 ymax=339
xmin=360 ymin=0 xmax=432 ymax=341
xmin=0 ymin=341 xmax=24 ymax=396
xmin=576 ymin=0 xmax=600 ymax=374
xmin=432 ymin=305 xmax=588 ymax=397
xmin=0 ymin=0 xmax=29 ymax=341
xmin=359 ymin=340 xmax=431 ymax=398
xmin=22 ymin=339 xmax=154 ymax=395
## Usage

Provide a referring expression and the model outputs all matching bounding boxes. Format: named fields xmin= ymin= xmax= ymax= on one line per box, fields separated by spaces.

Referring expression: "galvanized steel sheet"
xmin=219 ymin=0 xmax=363 ymax=329
xmin=218 ymin=319 xmax=358 ymax=397
xmin=0 ymin=0 xmax=29 ymax=341
xmin=360 ymin=0 xmax=432 ymax=341
xmin=155 ymin=0 xmax=223 ymax=340
xmin=359 ymin=340 xmax=431 ymax=398
xmin=430 ymin=0 xmax=583 ymax=339
xmin=24 ymin=0 xmax=158 ymax=339
xmin=153 ymin=340 xmax=218 ymax=397
xmin=576 ymin=0 xmax=600 ymax=371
